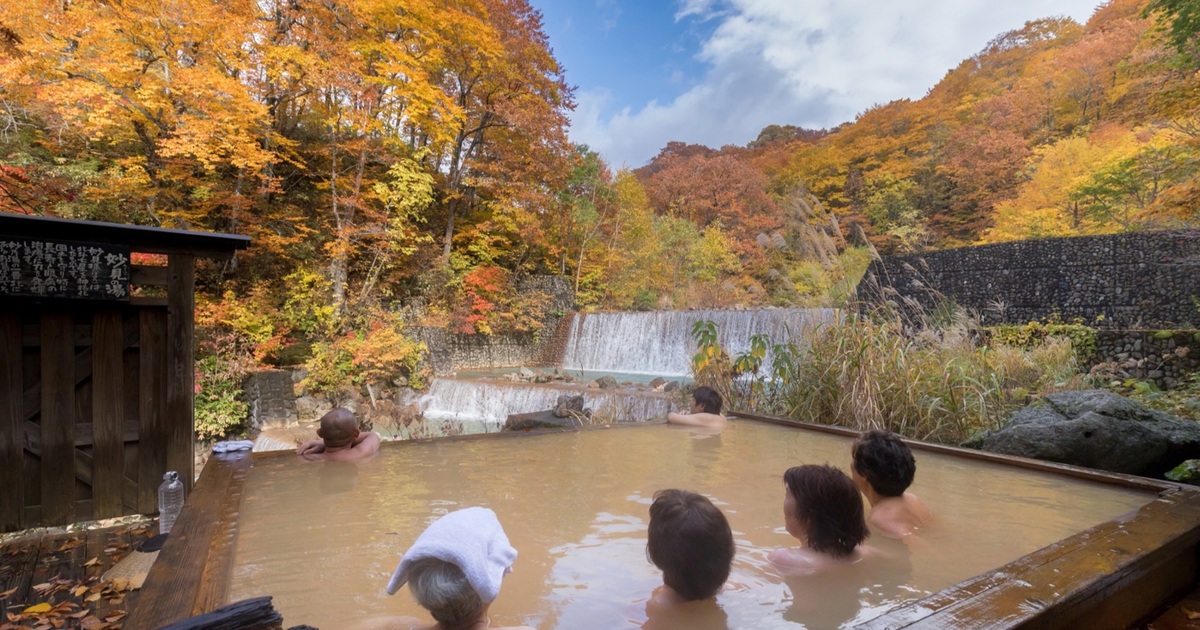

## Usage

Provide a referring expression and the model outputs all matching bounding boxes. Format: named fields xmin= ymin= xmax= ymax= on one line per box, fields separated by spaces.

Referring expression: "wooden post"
xmin=40 ymin=312 xmax=76 ymax=526
xmin=0 ymin=313 xmax=23 ymax=530
xmin=166 ymin=255 xmax=196 ymax=489
xmin=92 ymin=310 xmax=125 ymax=518
xmin=138 ymin=309 xmax=168 ymax=514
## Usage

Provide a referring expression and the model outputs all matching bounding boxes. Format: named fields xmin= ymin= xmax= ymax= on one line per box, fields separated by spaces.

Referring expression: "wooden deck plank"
xmin=0 ymin=533 xmax=41 ymax=613
xmin=0 ymin=522 xmax=158 ymax=626
xmin=92 ymin=523 xmax=155 ymax=622
xmin=26 ymin=530 xmax=88 ymax=609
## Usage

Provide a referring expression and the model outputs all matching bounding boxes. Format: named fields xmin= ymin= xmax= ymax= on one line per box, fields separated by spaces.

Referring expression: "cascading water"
xmin=420 ymin=377 xmax=673 ymax=425
xmin=417 ymin=308 xmax=837 ymax=429
xmin=560 ymin=308 xmax=837 ymax=377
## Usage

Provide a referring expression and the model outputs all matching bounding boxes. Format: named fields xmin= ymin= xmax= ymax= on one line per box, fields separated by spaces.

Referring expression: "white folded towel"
xmin=212 ymin=440 xmax=254 ymax=453
xmin=386 ymin=507 xmax=517 ymax=603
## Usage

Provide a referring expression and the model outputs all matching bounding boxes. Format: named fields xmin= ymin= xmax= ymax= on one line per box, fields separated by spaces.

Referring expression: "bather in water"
xmin=642 ymin=489 xmax=734 ymax=630
xmin=364 ymin=507 xmax=533 ymax=630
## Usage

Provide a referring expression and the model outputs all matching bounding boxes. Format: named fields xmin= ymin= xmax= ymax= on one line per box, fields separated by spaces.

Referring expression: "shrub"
xmin=301 ymin=306 xmax=426 ymax=397
xmin=195 ymin=354 xmax=250 ymax=441
xmin=447 ymin=265 xmax=550 ymax=336
xmin=990 ymin=316 xmax=1098 ymax=362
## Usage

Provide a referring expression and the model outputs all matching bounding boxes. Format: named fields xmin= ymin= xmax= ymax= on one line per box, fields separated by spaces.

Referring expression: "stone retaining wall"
xmin=1090 ymin=330 xmax=1200 ymax=389
xmin=859 ymin=231 xmax=1200 ymax=328
xmin=242 ymin=369 xmax=297 ymax=429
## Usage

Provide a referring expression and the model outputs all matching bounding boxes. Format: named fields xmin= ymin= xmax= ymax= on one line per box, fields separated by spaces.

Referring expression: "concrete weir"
xmin=419 ymin=376 xmax=674 ymax=425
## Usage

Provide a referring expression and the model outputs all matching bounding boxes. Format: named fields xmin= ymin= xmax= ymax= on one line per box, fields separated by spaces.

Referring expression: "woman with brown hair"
xmin=769 ymin=464 xmax=874 ymax=576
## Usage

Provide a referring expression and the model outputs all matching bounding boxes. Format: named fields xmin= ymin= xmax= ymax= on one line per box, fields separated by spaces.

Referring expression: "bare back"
xmin=666 ymin=411 xmax=727 ymax=429
xmin=868 ymin=492 xmax=932 ymax=539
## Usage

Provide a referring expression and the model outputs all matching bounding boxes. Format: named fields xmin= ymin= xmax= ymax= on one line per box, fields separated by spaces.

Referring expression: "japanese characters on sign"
xmin=0 ymin=238 xmax=130 ymax=300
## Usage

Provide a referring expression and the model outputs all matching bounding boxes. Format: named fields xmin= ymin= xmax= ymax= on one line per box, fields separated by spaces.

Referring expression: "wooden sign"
xmin=0 ymin=238 xmax=130 ymax=300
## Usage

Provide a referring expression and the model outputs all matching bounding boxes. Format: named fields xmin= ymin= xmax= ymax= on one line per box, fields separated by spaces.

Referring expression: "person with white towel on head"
xmin=362 ymin=507 xmax=534 ymax=630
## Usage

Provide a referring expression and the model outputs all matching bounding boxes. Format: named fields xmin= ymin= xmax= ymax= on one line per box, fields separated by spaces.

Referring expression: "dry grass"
xmin=776 ymin=313 xmax=1081 ymax=443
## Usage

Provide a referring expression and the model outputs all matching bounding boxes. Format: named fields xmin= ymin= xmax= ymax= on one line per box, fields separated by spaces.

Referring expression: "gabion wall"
xmin=858 ymin=231 xmax=1200 ymax=328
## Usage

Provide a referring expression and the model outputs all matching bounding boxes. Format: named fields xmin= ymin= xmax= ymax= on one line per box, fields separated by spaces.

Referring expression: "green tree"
xmin=1144 ymin=0 xmax=1200 ymax=56
xmin=864 ymin=174 xmax=927 ymax=252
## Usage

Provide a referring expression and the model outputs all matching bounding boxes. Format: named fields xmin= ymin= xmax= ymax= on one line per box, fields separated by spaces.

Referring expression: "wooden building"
xmin=0 ymin=214 xmax=249 ymax=532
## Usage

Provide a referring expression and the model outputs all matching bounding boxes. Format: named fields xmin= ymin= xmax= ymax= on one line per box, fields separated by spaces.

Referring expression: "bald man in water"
xmin=296 ymin=407 xmax=381 ymax=463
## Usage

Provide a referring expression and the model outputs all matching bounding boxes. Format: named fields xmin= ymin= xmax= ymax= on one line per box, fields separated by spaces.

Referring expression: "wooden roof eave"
xmin=0 ymin=214 xmax=251 ymax=260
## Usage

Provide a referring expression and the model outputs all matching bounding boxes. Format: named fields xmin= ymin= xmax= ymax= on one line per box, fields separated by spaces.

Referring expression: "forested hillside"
xmin=1 ymin=0 xmax=1196 ymax=427
xmin=674 ymin=0 xmax=1200 ymax=255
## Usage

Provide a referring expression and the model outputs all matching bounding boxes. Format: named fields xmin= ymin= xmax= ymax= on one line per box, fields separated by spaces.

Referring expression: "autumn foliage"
xmin=2 ymin=0 xmax=1199 ymax=414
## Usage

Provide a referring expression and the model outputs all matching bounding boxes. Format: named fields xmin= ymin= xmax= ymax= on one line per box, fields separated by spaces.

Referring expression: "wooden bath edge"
xmin=124 ymin=416 xmax=1200 ymax=629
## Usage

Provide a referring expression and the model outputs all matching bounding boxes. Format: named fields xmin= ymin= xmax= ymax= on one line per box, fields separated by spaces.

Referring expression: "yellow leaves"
xmin=22 ymin=603 xmax=51 ymax=614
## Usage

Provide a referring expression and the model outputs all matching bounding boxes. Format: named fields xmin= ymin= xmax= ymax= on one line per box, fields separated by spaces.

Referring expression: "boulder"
xmin=295 ymin=395 xmax=332 ymax=422
xmin=596 ymin=375 xmax=619 ymax=389
xmin=979 ymin=390 xmax=1200 ymax=478
xmin=1166 ymin=460 xmax=1200 ymax=485
xmin=553 ymin=395 xmax=586 ymax=418
xmin=504 ymin=410 xmax=584 ymax=431
xmin=649 ymin=377 xmax=667 ymax=390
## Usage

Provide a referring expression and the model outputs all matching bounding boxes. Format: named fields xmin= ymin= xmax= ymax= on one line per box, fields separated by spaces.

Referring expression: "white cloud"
xmin=569 ymin=0 xmax=1104 ymax=168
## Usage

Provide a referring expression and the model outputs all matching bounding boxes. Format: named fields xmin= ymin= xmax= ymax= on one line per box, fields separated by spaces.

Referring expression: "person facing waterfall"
xmin=667 ymin=386 xmax=727 ymax=430
xmin=643 ymin=489 xmax=734 ymax=630
xmin=296 ymin=407 xmax=381 ymax=463
xmin=850 ymin=430 xmax=932 ymax=539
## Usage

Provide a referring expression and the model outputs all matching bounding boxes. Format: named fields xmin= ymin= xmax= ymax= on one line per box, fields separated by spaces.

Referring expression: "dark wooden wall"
xmin=0 ymin=255 xmax=195 ymax=532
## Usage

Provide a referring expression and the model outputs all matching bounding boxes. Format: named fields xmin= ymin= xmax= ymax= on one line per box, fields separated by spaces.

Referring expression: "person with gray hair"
xmin=367 ymin=507 xmax=533 ymax=630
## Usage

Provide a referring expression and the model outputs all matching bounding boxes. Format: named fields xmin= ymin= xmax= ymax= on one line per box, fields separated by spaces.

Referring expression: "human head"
xmin=782 ymin=465 xmax=869 ymax=558
xmin=851 ymin=430 xmax=916 ymax=497
xmin=387 ymin=507 xmax=517 ymax=613
xmin=317 ymin=407 xmax=358 ymax=447
xmin=406 ymin=557 xmax=484 ymax=627
xmin=692 ymin=386 xmax=723 ymax=415
xmin=647 ymin=489 xmax=734 ymax=601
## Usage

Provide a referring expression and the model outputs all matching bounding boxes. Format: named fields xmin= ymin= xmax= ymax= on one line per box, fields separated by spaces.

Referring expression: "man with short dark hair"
xmin=666 ymin=386 xmax=727 ymax=429
xmin=850 ymin=430 xmax=932 ymax=538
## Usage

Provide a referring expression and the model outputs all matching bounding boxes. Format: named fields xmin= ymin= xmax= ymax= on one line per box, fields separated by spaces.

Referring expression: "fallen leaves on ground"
xmin=3 ymin=575 xmax=134 ymax=628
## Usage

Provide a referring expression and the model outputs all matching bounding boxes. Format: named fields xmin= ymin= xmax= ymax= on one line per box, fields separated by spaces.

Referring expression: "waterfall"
xmin=560 ymin=308 xmax=838 ymax=377
xmin=420 ymin=377 xmax=674 ymax=426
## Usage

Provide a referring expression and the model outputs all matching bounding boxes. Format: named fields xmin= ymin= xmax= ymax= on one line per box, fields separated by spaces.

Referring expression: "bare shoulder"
xmin=666 ymin=412 xmax=727 ymax=428
xmin=768 ymin=547 xmax=821 ymax=576
xmin=905 ymin=492 xmax=932 ymax=520
xmin=869 ymin=493 xmax=932 ymax=539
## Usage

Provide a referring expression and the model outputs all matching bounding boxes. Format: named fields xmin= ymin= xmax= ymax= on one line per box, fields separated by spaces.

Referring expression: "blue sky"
xmin=532 ymin=0 xmax=1108 ymax=169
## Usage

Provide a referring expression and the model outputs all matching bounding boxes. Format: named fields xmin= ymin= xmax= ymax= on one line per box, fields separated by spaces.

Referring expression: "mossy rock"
xmin=1166 ymin=459 xmax=1200 ymax=485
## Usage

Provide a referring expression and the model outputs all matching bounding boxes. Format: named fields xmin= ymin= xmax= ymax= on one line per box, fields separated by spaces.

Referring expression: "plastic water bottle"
xmin=158 ymin=471 xmax=185 ymax=535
